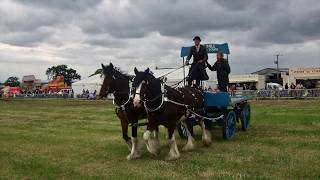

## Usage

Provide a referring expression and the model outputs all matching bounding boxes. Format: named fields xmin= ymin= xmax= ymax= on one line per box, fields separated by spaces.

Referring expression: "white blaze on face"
xmin=133 ymin=81 xmax=143 ymax=108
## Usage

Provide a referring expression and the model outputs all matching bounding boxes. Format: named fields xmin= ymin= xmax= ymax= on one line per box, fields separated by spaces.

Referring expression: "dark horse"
xmin=132 ymin=68 xmax=212 ymax=160
xmin=100 ymin=63 xmax=146 ymax=160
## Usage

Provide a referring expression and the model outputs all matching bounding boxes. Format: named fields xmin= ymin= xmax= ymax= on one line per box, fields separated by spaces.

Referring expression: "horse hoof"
xmin=202 ymin=139 xmax=212 ymax=147
xmin=126 ymin=140 xmax=132 ymax=152
xmin=126 ymin=152 xmax=141 ymax=160
xmin=146 ymin=145 xmax=160 ymax=156
xmin=146 ymin=139 xmax=160 ymax=156
xmin=165 ymin=154 xmax=180 ymax=161
xmin=149 ymin=149 xmax=160 ymax=156
xmin=182 ymin=144 xmax=195 ymax=151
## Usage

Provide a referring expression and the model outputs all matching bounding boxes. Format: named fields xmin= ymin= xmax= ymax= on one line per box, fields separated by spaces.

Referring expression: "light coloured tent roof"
xmin=72 ymin=74 xmax=103 ymax=86
xmin=72 ymin=74 xmax=103 ymax=96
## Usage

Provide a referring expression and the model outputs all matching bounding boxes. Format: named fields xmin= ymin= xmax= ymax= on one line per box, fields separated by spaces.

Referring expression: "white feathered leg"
xmin=181 ymin=116 xmax=196 ymax=151
xmin=126 ymin=137 xmax=141 ymax=160
xmin=199 ymin=119 xmax=212 ymax=146
xmin=144 ymin=130 xmax=160 ymax=156
xmin=166 ymin=135 xmax=180 ymax=161
xmin=126 ymin=140 xmax=132 ymax=152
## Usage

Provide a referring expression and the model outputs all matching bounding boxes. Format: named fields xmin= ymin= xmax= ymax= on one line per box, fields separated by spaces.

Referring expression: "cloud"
xmin=0 ymin=0 xmax=319 ymax=82
xmin=12 ymin=0 xmax=102 ymax=11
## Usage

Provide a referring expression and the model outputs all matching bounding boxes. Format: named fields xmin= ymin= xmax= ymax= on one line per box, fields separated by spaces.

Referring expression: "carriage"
xmin=100 ymin=43 xmax=252 ymax=161
xmin=176 ymin=43 xmax=252 ymax=140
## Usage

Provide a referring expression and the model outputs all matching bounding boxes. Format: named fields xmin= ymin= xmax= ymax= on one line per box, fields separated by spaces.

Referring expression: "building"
xmin=283 ymin=67 xmax=320 ymax=89
xmin=239 ymin=67 xmax=320 ymax=89
xmin=21 ymin=75 xmax=42 ymax=91
xmin=251 ymin=68 xmax=289 ymax=85
xmin=229 ymin=74 xmax=266 ymax=90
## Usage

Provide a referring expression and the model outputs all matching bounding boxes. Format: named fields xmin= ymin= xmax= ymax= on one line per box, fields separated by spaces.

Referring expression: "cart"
xmin=177 ymin=92 xmax=252 ymax=140
xmin=177 ymin=43 xmax=252 ymax=140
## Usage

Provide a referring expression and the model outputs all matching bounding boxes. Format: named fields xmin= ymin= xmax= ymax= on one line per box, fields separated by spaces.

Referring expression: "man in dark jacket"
xmin=185 ymin=36 xmax=209 ymax=87
xmin=207 ymin=52 xmax=230 ymax=92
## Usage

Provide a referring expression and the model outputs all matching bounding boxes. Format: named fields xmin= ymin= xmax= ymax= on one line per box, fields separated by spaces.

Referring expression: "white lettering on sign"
xmin=205 ymin=44 xmax=219 ymax=53
xmin=290 ymin=68 xmax=320 ymax=76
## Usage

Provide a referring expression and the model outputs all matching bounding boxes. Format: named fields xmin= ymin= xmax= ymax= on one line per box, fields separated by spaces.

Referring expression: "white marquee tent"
xmin=72 ymin=74 xmax=103 ymax=97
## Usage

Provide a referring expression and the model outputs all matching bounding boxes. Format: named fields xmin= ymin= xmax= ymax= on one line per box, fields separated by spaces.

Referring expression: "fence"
xmin=3 ymin=89 xmax=320 ymax=100
xmin=1 ymin=93 xmax=113 ymax=100
xmin=13 ymin=93 xmax=74 ymax=99
xmin=235 ymin=89 xmax=320 ymax=99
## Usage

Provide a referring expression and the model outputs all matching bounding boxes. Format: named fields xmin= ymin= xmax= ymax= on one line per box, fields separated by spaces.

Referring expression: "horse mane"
xmin=112 ymin=66 xmax=134 ymax=80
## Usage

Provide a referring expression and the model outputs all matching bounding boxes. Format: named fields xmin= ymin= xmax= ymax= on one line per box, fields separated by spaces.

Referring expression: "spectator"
xmin=285 ymin=83 xmax=289 ymax=89
xmin=243 ymin=84 xmax=248 ymax=90
xmin=250 ymin=84 xmax=257 ymax=90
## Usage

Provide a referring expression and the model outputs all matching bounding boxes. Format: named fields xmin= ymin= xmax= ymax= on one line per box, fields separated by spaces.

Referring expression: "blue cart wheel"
xmin=222 ymin=110 xmax=237 ymax=140
xmin=240 ymin=104 xmax=251 ymax=131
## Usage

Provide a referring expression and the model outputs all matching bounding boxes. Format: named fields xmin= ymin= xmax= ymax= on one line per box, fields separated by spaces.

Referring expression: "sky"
xmin=0 ymin=0 xmax=319 ymax=82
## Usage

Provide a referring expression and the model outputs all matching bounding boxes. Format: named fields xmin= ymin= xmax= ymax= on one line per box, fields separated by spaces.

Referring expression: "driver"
xmin=185 ymin=36 xmax=209 ymax=88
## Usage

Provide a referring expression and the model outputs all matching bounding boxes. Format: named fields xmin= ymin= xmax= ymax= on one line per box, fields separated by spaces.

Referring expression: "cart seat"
xmin=203 ymin=91 xmax=230 ymax=109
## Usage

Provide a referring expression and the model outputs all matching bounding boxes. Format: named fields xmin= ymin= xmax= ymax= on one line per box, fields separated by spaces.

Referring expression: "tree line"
xmin=3 ymin=65 xmax=81 ymax=87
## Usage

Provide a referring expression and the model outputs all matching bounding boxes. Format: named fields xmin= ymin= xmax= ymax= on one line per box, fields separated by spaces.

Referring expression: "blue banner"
xmin=180 ymin=43 xmax=230 ymax=57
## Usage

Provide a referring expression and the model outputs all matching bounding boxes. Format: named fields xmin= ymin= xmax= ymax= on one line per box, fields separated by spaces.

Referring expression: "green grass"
xmin=0 ymin=99 xmax=319 ymax=179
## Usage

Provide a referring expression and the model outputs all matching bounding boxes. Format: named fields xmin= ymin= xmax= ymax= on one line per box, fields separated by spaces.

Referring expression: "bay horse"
xmin=132 ymin=68 xmax=212 ymax=160
xmin=99 ymin=63 xmax=146 ymax=160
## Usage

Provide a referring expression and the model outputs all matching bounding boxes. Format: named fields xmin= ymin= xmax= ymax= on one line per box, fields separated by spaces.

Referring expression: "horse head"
xmin=132 ymin=67 xmax=159 ymax=108
xmin=100 ymin=63 xmax=116 ymax=97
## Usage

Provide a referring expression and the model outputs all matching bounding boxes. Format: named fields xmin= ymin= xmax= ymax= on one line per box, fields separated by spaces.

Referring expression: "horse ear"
xmin=134 ymin=67 xmax=138 ymax=74
xmin=101 ymin=64 xmax=105 ymax=70
xmin=145 ymin=68 xmax=150 ymax=73
xmin=109 ymin=63 xmax=113 ymax=68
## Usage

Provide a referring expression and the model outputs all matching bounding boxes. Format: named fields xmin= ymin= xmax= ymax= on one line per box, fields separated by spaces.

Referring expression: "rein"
xmin=163 ymin=63 xmax=202 ymax=88
xmin=141 ymin=83 xmax=166 ymax=112
xmin=113 ymin=88 xmax=132 ymax=111
xmin=157 ymin=65 xmax=186 ymax=79
xmin=112 ymin=77 xmax=133 ymax=111
xmin=141 ymin=80 xmax=223 ymax=121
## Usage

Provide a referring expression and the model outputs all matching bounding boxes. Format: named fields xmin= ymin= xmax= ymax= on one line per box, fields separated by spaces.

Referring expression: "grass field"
xmin=0 ymin=99 xmax=319 ymax=179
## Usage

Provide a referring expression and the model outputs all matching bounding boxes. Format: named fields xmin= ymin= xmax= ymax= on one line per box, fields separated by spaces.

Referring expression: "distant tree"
xmin=4 ymin=76 xmax=20 ymax=87
xmin=46 ymin=65 xmax=81 ymax=86
xmin=89 ymin=68 xmax=102 ymax=77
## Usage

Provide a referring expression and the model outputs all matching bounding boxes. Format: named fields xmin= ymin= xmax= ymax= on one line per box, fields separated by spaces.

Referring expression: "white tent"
xmin=72 ymin=74 xmax=103 ymax=97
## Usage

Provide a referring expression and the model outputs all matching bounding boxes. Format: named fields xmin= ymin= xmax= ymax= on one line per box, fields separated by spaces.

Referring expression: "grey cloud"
xmin=79 ymin=0 xmax=320 ymax=46
xmin=0 ymin=30 xmax=52 ymax=46
xmin=2 ymin=0 xmax=320 ymax=46
xmin=12 ymin=0 xmax=102 ymax=11
xmin=0 ymin=0 xmax=319 ymax=81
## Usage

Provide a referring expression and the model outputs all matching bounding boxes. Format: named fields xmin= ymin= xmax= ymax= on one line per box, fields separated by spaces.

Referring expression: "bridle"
xmin=132 ymin=78 xmax=166 ymax=113
xmin=131 ymin=74 xmax=224 ymax=122
xmin=103 ymin=73 xmax=132 ymax=111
